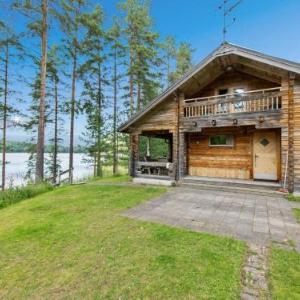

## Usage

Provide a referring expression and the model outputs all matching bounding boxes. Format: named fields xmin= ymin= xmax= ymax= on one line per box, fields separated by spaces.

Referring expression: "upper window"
xmin=234 ymin=88 xmax=245 ymax=94
xmin=209 ymin=135 xmax=234 ymax=147
xmin=218 ymin=88 xmax=228 ymax=95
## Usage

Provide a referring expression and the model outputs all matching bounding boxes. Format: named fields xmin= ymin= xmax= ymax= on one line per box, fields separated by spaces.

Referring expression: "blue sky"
xmin=3 ymin=0 xmax=300 ymax=144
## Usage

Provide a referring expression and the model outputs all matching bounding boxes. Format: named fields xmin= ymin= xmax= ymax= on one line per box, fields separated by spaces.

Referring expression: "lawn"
xmin=294 ymin=208 xmax=300 ymax=224
xmin=269 ymin=248 xmax=300 ymax=299
xmin=268 ymin=208 xmax=300 ymax=299
xmin=0 ymin=177 xmax=246 ymax=299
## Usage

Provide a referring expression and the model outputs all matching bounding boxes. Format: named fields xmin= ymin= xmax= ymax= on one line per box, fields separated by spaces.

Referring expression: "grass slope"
xmin=0 ymin=178 xmax=246 ymax=299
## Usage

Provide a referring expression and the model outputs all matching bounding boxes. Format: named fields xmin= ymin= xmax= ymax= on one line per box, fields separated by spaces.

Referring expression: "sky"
xmin=2 ymin=0 xmax=300 ymax=144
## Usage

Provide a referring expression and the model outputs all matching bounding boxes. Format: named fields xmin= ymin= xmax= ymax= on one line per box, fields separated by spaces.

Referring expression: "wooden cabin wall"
xmin=191 ymin=72 xmax=278 ymax=98
xmin=188 ymin=127 xmax=252 ymax=179
xmin=133 ymin=96 xmax=177 ymax=133
xmin=292 ymin=79 xmax=300 ymax=193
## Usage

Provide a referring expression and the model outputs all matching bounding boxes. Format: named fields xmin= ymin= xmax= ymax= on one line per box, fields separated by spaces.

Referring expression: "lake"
xmin=2 ymin=153 xmax=94 ymax=187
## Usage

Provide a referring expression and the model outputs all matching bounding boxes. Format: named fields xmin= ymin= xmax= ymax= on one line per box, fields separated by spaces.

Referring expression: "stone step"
xmin=179 ymin=181 xmax=285 ymax=198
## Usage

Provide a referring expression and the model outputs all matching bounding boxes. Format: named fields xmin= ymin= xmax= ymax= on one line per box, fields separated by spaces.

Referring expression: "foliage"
xmin=120 ymin=0 xmax=163 ymax=114
xmin=0 ymin=141 xmax=87 ymax=153
xmin=0 ymin=180 xmax=245 ymax=299
xmin=139 ymin=136 xmax=169 ymax=160
xmin=0 ymin=182 xmax=53 ymax=209
xmin=169 ymin=42 xmax=194 ymax=83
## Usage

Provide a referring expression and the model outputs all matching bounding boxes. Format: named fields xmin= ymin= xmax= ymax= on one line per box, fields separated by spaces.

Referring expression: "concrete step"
xmin=179 ymin=180 xmax=284 ymax=198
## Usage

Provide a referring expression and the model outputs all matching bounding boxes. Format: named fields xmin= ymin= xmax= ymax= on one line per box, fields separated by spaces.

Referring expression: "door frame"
xmin=252 ymin=129 xmax=281 ymax=181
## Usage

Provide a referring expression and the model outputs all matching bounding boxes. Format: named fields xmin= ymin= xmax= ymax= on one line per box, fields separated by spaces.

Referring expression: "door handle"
xmin=255 ymin=154 xmax=258 ymax=166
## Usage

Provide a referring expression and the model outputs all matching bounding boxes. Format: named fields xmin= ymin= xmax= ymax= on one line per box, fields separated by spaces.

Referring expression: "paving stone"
xmin=123 ymin=186 xmax=300 ymax=252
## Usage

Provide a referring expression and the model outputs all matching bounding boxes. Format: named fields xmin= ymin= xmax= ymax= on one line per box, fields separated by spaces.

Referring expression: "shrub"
xmin=0 ymin=183 xmax=54 ymax=209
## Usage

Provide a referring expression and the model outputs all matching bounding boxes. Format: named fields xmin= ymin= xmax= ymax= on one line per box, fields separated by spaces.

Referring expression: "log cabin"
xmin=118 ymin=42 xmax=300 ymax=194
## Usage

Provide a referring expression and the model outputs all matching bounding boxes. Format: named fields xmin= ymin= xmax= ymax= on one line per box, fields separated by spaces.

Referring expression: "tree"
xmin=169 ymin=42 xmax=194 ymax=83
xmin=120 ymin=0 xmax=162 ymax=114
xmin=108 ymin=18 xmax=125 ymax=175
xmin=80 ymin=5 xmax=108 ymax=177
xmin=0 ymin=22 xmax=22 ymax=190
xmin=12 ymin=0 xmax=49 ymax=182
xmin=56 ymin=0 xmax=87 ymax=183
xmin=36 ymin=0 xmax=48 ymax=182
xmin=46 ymin=45 xmax=64 ymax=183
xmin=163 ymin=35 xmax=176 ymax=87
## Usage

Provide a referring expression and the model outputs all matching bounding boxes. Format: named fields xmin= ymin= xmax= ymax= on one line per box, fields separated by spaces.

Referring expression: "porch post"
xmin=129 ymin=133 xmax=139 ymax=177
xmin=178 ymin=132 xmax=187 ymax=179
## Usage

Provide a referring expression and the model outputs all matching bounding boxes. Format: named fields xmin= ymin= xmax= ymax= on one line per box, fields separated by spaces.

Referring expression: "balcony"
xmin=183 ymin=87 xmax=282 ymax=118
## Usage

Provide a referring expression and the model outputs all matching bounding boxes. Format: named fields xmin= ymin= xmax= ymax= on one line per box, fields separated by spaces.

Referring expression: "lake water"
xmin=2 ymin=153 xmax=94 ymax=187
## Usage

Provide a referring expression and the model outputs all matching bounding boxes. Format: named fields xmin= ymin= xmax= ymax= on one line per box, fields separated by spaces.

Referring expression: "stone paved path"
xmin=123 ymin=186 xmax=300 ymax=251
xmin=241 ymin=244 xmax=270 ymax=300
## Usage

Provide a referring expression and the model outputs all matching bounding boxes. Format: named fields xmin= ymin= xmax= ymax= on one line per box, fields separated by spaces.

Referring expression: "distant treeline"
xmin=1 ymin=141 xmax=87 ymax=153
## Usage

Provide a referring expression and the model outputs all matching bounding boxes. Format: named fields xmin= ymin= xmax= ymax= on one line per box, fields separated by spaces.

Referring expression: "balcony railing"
xmin=183 ymin=87 xmax=282 ymax=118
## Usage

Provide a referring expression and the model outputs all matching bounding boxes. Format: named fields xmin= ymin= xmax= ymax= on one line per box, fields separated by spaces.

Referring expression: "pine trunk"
xmin=96 ymin=61 xmax=102 ymax=177
xmin=1 ymin=43 xmax=8 ymax=191
xmin=129 ymin=45 xmax=134 ymax=115
xmin=36 ymin=0 xmax=48 ymax=182
xmin=113 ymin=46 xmax=118 ymax=175
xmin=53 ymin=77 xmax=58 ymax=184
xmin=137 ymin=80 xmax=141 ymax=111
xmin=69 ymin=43 xmax=77 ymax=184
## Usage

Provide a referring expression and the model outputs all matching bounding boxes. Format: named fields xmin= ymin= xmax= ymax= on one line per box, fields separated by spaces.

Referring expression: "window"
xmin=234 ymin=88 xmax=245 ymax=94
xmin=219 ymin=88 xmax=228 ymax=95
xmin=209 ymin=135 xmax=234 ymax=147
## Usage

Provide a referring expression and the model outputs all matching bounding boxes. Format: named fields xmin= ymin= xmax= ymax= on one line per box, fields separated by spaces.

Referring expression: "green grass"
xmin=294 ymin=208 xmax=300 ymax=224
xmin=0 ymin=183 xmax=54 ymax=209
xmin=269 ymin=209 xmax=300 ymax=299
xmin=286 ymin=194 xmax=300 ymax=202
xmin=0 ymin=178 xmax=246 ymax=299
xmin=269 ymin=247 xmax=300 ymax=299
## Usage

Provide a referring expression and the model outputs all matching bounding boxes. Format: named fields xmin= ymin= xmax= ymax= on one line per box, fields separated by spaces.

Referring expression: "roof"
xmin=118 ymin=42 xmax=300 ymax=132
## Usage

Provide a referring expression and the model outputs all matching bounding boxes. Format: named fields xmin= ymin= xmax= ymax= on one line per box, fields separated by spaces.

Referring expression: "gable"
xmin=119 ymin=42 xmax=300 ymax=133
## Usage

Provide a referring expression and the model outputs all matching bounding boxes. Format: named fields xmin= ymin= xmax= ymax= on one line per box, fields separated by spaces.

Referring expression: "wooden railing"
xmin=184 ymin=87 xmax=282 ymax=118
xmin=136 ymin=161 xmax=173 ymax=178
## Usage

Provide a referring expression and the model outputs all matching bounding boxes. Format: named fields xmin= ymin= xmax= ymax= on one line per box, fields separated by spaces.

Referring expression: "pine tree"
xmin=12 ymin=0 xmax=49 ymax=183
xmin=0 ymin=22 xmax=22 ymax=191
xmin=163 ymin=35 xmax=176 ymax=87
xmin=55 ymin=0 xmax=87 ymax=183
xmin=45 ymin=45 xmax=64 ymax=184
xmin=120 ymin=0 xmax=162 ymax=114
xmin=80 ymin=5 xmax=108 ymax=177
xmin=108 ymin=18 xmax=126 ymax=175
xmin=169 ymin=42 xmax=194 ymax=83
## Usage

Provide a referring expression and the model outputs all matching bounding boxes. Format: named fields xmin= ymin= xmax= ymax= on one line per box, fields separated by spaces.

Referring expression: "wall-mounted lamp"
xmin=192 ymin=121 xmax=197 ymax=127
xmin=259 ymin=116 xmax=265 ymax=123
xmin=211 ymin=119 xmax=217 ymax=126
xmin=233 ymin=119 xmax=238 ymax=125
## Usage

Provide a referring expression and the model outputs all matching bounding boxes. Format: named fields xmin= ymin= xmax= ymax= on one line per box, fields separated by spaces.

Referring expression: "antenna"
xmin=218 ymin=0 xmax=242 ymax=42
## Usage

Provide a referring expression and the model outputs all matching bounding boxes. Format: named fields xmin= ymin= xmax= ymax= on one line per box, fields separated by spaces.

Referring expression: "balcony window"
xmin=209 ymin=135 xmax=234 ymax=147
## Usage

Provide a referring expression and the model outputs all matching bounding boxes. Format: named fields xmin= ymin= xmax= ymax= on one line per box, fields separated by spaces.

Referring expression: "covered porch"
xmin=129 ymin=130 xmax=177 ymax=183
